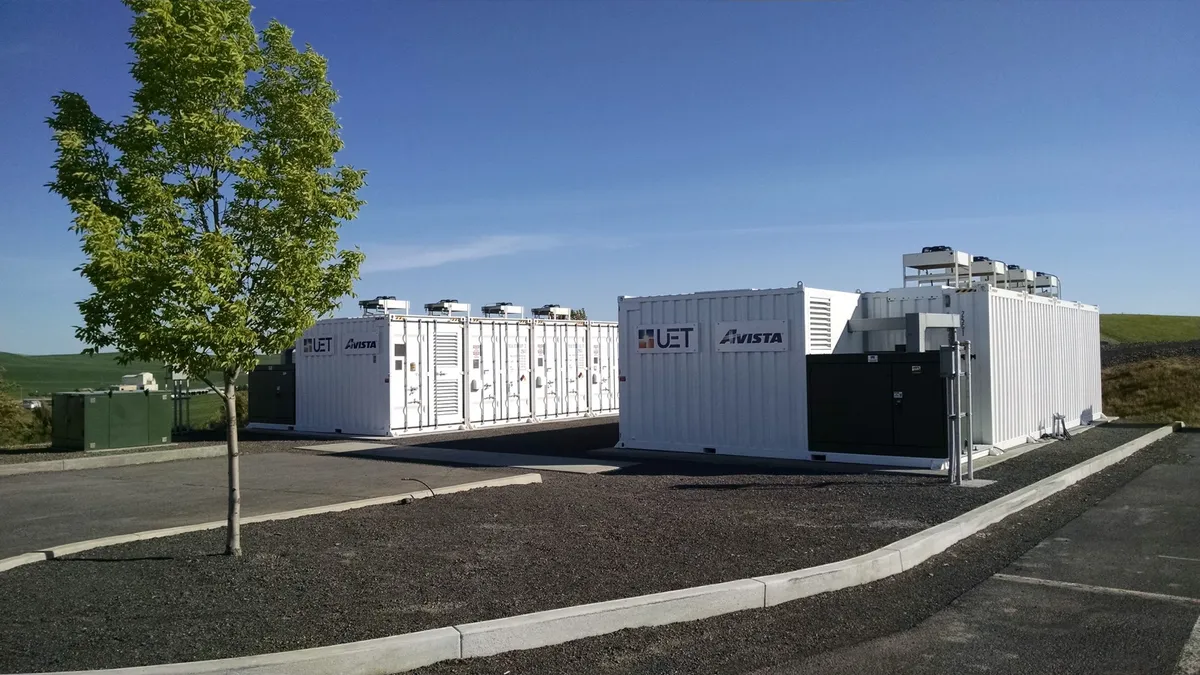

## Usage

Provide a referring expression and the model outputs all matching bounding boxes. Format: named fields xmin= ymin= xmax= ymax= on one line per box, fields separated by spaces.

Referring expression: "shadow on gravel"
xmin=669 ymin=479 xmax=948 ymax=491
xmin=0 ymin=444 xmax=60 ymax=455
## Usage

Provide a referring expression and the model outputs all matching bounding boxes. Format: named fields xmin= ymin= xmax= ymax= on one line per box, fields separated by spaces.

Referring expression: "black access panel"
xmin=806 ymin=351 xmax=947 ymax=459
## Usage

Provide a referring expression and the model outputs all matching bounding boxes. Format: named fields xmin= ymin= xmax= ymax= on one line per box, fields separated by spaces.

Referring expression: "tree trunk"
xmin=224 ymin=372 xmax=242 ymax=557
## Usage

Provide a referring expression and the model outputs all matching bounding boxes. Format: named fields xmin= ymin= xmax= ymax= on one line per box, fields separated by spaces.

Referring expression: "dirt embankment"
xmin=1101 ymin=340 xmax=1200 ymax=368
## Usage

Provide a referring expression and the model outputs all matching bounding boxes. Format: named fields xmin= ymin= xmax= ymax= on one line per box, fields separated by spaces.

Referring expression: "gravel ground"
xmin=0 ymin=423 xmax=1157 ymax=672
xmin=0 ymin=416 xmax=618 ymax=465
xmin=414 ymin=431 xmax=1195 ymax=675
xmin=1101 ymin=339 xmax=1200 ymax=367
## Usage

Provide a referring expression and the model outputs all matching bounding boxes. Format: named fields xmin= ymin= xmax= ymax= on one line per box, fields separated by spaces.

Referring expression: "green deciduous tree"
xmin=570 ymin=308 xmax=587 ymax=321
xmin=47 ymin=0 xmax=365 ymax=556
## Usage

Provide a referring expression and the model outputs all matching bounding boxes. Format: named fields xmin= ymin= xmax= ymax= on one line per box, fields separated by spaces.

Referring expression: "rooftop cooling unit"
xmin=532 ymin=304 xmax=572 ymax=320
xmin=1034 ymin=272 xmax=1061 ymax=298
xmin=359 ymin=296 xmax=410 ymax=316
xmin=902 ymin=246 xmax=971 ymax=288
xmin=482 ymin=301 xmax=525 ymax=318
xmin=969 ymin=255 xmax=1007 ymax=287
xmin=424 ymin=299 xmax=471 ymax=316
xmin=1004 ymin=264 xmax=1035 ymax=293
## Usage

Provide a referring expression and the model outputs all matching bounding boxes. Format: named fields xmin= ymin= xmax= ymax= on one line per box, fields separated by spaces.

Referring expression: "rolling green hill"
xmin=0 ymin=352 xmax=281 ymax=398
xmin=1100 ymin=314 xmax=1200 ymax=344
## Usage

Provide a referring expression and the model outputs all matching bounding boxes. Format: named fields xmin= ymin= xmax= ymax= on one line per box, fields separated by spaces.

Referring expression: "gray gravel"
xmin=1101 ymin=339 xmax=1200 ymax=368
xmin=413 ymin=431 xmax=1194 ymax=675
xmin=0 ymin=423 xmax=1157 ymax=672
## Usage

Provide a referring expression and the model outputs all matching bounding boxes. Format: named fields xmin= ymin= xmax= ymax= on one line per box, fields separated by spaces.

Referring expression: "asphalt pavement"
xmin=766 ymin=436 xmax=1200 ymax=675
xmin=0 ymin=452 xmax=519 ymax=557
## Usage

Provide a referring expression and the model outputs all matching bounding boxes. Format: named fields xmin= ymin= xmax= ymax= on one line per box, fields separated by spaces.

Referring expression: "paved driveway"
xmin=768 ymin=439 xmax=1200 ymax=675
xmin=0 ymin=452 xmax=521 ymax=557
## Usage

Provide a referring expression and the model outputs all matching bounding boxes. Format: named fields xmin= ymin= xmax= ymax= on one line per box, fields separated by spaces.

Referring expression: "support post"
xmin=964 ymin=340 xmax=974 ymax=481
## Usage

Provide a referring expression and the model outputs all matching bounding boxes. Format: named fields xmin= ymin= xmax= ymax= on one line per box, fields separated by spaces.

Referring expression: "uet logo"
xmin=302 ymin=336 xmax=333 ymax=354
xmin=636 ymin=324 xmax=697 ymax=352
xmin=718 ymin=329 xmax=783 ymax=345
xmin=344 ymin=338 xmax=377 ymax=350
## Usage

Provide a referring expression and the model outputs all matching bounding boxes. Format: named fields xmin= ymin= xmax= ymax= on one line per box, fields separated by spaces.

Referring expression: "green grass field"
xmin=0 ymin=352 xmax=281 ymax=398
xmin=1099 ymin=314 xmax=1200 ymax=344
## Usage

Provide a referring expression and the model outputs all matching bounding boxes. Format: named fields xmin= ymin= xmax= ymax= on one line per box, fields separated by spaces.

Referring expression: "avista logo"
xmin=719 ymin=329 xmax=783 ymax=345
xmin=344 ymin=338 xmax=377 ymax=350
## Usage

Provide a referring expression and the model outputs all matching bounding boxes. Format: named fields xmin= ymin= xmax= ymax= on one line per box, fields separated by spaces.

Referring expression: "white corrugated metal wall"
xmin=618 ymin=287 xmax=827 ymax=459
xmin=862 ymin=286 xmax=1101 ymax=450
xmin=985 ymin=290 xmax=1101 ymax=448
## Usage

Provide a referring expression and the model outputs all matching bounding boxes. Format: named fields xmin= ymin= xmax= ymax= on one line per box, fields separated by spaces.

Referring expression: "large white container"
xmin=295 ymin=315 xmax=468 ymax=436
xmin=293 ymin=314 xmax=619 ymax=438
xmin=467 ymin=317 xmax=533 ymax=427
xmin=861 ymin=285 xmax=1102 ymax=449
xmin=616 ymin=286 xmax=861 ymax=459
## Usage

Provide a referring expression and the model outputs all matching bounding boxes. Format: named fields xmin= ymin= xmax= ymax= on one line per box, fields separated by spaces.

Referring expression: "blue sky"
xmin=1 ymin=1 xmax=1197 ymax=355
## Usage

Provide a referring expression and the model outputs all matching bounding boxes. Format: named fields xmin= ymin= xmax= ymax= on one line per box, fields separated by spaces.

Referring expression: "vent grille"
xmin=808 ymin=296 xmax=833 ymax=352
xmin=433 ymin=332 xmax=459 ymax=368
xmin=433 ymin=331 xmax=461 ymax=418
xmin=434 ymin=381 xmax=459 ymax=417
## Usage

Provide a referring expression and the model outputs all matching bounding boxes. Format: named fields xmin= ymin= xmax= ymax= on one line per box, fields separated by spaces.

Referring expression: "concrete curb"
xmin=0 ymin=445 xmax=228 ymax=478
xmin=456 ymin=580 xmax=767 ymax=658
xmin=0 ymin=424 xmax=1178 ymax=675
xmin=0 ymin=552 xmax=48 ymax=573
xmin=0 ymin=473 xmax=542 ymax=573
xmin=42 ymin=628 xmax=462 ymax=675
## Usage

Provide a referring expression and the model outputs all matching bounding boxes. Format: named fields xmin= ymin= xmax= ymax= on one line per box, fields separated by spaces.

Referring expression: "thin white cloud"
xmin=360 ymin=234 xmax=564 ymax=273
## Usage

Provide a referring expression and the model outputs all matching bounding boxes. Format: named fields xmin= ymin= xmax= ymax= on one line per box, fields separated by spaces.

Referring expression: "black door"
xmin=891 ymin=361 xmax=947 ymax=457
xmin=807 ymin=360 xmax=893 ymax=452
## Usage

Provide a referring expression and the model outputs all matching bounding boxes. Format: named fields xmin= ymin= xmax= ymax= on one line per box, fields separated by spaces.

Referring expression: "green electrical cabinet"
xmin=51 ymin=390 xmax=174 ymax=451
xmin=51 ymin=392 xmax=111 ymax=451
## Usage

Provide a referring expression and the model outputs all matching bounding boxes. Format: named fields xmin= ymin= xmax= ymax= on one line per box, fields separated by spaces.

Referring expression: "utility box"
xmin=51 ymin=390 xmax=172 ymax=451
xmin=52 ymin=392 xmax=110 ymax=451
xmin=248 ymin=363 xmax=296 ymax=426
xmin=806 ymin=351 xmax=948 ymax=460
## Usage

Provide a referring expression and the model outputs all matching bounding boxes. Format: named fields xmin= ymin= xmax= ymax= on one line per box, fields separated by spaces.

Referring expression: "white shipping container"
xmin=861 ymin=285 xmax=1102 ymax=449
xmin=617 ymin=286 xmax=861 ymax=459
xmin=293 ymin=314 xmax=619 ymax=438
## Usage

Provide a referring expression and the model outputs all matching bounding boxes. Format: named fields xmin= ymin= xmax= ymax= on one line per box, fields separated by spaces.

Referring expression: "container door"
xmin=891 ymin=361 xmax=947 ymax=457
xmin=431 ymin=321 xmax=465 ymax=427
xmin=588 ymin=324 xmax=618 ymax=414
xmin=389 ymin=320 xmax=418 ymax=431
xmin=806 ymin=360 xmax=893 ymax=452
xmin=564 ymin=324 xmax=586 ymax=415
xmin=467 ymin=322 xmax=487 ymax=424
xmin=468 ymin=321 xmax=529 ymax=425
xmin=504 ymin=322 xmax=532 ymax=422
xmin=533 ymin=323 xmax=552 ymax=418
